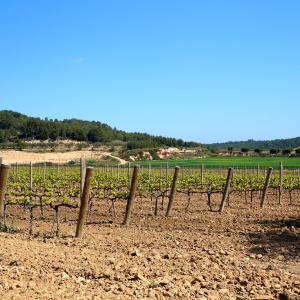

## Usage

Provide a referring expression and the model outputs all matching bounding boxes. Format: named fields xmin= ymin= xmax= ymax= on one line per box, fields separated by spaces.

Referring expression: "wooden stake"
xmin=0 ymin=164 xmax=10 ymax=221
xmin=260 ymin=167 xmax=273 ymax=209
xmin=80 ymin=157 xmax=86 ymax=197
xmin=43 ymin=162 xmax=46 ymax=181
xmin=219 ymin=168 xmax=234 ymax=213
xmin=165 ymin=163 xmax=169 ymax=191
xmin=123 ymin=165 xmax=139 ymax=226
xmin=279 ymin=161 xmax=283 ymax=204
xmin=127 ymin=162 xmax=131 ymax=186
xmin=166 ymin=166 xmax=180 ymax=217
xmin=75 ymin=167 xmax=94 ymax=238
xmin=30 ymin=162 xmax=33 ymax=190
xmin=148 ymin=164 xmax=151 ymax=192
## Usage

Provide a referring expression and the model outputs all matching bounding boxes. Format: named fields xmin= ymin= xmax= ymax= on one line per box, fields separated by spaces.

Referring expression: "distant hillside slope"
xmin=208 ymin=137 xmax=300 ymax=150
xmin=0 ymin=110 xmax=199 ymax=149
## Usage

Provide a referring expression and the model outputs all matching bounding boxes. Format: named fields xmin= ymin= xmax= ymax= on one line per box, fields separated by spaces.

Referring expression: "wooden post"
xmin=166 ymin=166 xmax=180 ymax=217
xmin=127 ymin=162 xmax=131 ymax=186
xmin=257 ymin=164 xmax=260 ymax=177
xmin=117 ymin=164 xmax=120 ymax=180
xmin=123 ymin=165 xmax=139 ymax=226
xmin=80 ymin=157 xmax=86 ymax=197
xmin=75 ymin=167 xmax=94 ymax=238
xmin=148 ymin=164 xmax=151 ymax=192
xmin=159 ymin=165 xmax=162 ymax=190
xmin=219 ymin=168 xmax=234 ymax=213
xmin=260 ymin=167 xmax=273 ymax=208
xmin=165 ymin=162 xmax=169 ymax=191
xmin=279 ymin=161 xmax=283 ymax=204
xmin=0 ymin=164 xmax=10 ymax=221
xmin=43 ymin=162 xmax=46 ymax=181
xmin=30 ymin=162 xmax=33 ymax=190
xmin=201 ymin=164 xmax=204 ymax=185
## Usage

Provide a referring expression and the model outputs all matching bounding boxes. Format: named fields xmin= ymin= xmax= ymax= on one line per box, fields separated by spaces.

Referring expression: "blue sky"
xmin=0 ymin=1 xmax=299 ymax=143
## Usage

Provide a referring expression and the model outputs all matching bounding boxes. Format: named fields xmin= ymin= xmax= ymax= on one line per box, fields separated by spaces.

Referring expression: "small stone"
xmin=219 ymin=288 xmax=229 ymax=294
xmin=104 ymin=286 xmax=111 ymax=292
xmin=28 ymin=281 xmax=36 ymax=289
xmin=117 ymin=284 xmax=126 ymax=292
xmin=133 ymin=273 xmax=147 ymax=282
xmin=263 ymin=279 xmax=270 ymax=288
xmin=9 ymin=260 xmax=19 ymax=266
xmin=147 ymin=289 xmax=156 ymax=297
xmin=257 ymin=254 xmax=263 ymax=259
xmin=3 ymin=282 xmax=9 ymax=289
xmin=150 ymin=276 xmax=171 ymax=288
xmin=61 ymin=272 xmax=69 ymax=280
xmin=76 ymin=276 xmax=85 ymax=283
xmin=107 ymin=257 xmax=116 ymax=264
xmin=130 ymin=249 xmax=142 ymax=257
xmin=255 ymin=295 xmax=273 ymax=300
xmin=192 ymin=275 xmax=204 ymax=284
xmin=274 ymin=283 xmax=281 ymax=289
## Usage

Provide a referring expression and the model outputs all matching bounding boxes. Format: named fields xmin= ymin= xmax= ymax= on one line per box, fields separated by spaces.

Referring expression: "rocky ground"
xmin=0 ymin=193 xmax=299 ymax=299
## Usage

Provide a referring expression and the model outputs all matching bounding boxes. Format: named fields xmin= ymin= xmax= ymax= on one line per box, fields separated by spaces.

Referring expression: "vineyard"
xmin=0 ymin=162 xmax=299 ymax=299
xmin=1 ymin=162 xmax=300 ymax=235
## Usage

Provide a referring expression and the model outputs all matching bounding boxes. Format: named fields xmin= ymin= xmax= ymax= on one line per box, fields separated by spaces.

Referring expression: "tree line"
xmin=0 ymin=110 xmax=199 ymax=149
xmin=208 ymin=137 xmax=300 ymax=151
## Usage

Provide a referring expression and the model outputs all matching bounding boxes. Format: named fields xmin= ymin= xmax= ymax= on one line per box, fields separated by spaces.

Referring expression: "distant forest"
xmin=0 ymin=110 xmax=199 ymax=149
xmin=208 ymin=138 xmax=300 ymax=151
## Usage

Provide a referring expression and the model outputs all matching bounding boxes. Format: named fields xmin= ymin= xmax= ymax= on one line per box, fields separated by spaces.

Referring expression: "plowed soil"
xmin=0 ymin=193 xmax=299 ymax=299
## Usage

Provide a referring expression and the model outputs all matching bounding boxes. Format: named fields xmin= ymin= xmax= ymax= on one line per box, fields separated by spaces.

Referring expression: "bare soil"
xmin=0 ymin=150 xmax=127 ymax=165
xmin=0 ymin=194 xmax=299 ymax=299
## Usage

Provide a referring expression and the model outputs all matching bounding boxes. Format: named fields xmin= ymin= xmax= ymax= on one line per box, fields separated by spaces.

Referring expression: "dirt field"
xmin=0 ymin=150 xmax=127 ymax=165
xmin=0 ymin=194 xmax=299 ymax=300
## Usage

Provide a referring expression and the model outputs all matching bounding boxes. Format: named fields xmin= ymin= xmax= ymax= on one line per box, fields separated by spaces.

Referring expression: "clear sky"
xmin=0 ymin=1 xmax=299 ymax=143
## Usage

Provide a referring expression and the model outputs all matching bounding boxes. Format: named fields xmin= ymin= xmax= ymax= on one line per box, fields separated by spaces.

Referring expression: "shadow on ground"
xmin=247 ymin=217 xmax=300 ymax=260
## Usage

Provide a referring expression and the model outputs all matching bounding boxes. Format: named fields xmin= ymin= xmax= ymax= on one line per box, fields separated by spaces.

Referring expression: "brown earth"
xmin=0 ymin=150 xmax=127 ymax=165
xmin=0 ymin=194 xmax=299 ymax=300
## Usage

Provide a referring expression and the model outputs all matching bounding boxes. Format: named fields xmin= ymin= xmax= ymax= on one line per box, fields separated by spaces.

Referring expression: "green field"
xmin=137 ymin=156 xmax=300 ymax=169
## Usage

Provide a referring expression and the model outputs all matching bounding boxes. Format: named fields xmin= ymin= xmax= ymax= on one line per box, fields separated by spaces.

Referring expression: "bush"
xmin=270 ymin=148 xmax=280 ymax=155
xmin=254 ymin=148 xmax=262 ymax=154
xmin=149 ymin=149 xmax=160 ymax=160
xmin=282 ymin=149 xmax=291 ymax=155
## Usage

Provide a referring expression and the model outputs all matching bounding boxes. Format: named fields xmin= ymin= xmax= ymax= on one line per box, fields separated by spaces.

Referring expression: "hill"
xmin=207 ymin=137 xmax=300 ymax=151
xmin=0 ymin=110 xmax=199 ymax=150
